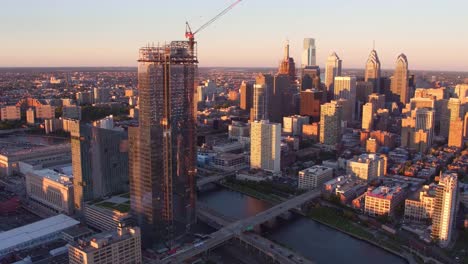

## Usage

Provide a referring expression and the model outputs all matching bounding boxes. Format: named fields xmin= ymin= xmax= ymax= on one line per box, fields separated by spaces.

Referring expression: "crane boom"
xmin=185 ymin=0 xmax=242 ymax=51
xmin=193 ymin=0 xmax=242 ymax=35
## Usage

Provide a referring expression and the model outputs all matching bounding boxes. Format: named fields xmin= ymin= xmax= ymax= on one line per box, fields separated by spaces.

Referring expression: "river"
xmin=198 ymin=186 xmax=407 ymax=264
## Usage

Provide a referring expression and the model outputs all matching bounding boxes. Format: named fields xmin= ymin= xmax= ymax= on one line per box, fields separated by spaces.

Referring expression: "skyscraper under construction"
xmin=129 ymin=41 xmax=197 ymax=247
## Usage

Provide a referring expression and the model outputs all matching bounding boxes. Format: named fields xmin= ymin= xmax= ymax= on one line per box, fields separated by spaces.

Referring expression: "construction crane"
xmin=185 ymin=0 xmax=242 ymax=52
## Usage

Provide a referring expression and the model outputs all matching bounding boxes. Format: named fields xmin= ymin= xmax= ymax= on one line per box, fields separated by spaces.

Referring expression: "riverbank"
xmin=306 ymin=207 xmax=412 ymax=263
xmin=220 ymin=181 xmax=284 ymax=204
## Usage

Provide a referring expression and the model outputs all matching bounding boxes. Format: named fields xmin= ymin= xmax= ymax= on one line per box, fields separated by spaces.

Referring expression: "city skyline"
xmin=1 ymin=0 xmax=468 ymax=71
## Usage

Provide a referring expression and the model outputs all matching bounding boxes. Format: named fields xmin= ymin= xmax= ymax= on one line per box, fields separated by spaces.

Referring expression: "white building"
xmin=346 ymin=153 xmax=386 ymax=181
xmin=334 ymin=76 xmax=357 ymax=120
xmin=26 ymin=108 xmax=35 ymax=124
xmin=298 ymin=165 xmax=333 ymax=190
xmin=250 ymin=120 xmax=281 ymax=173
xmin=302 ymin=38 xmax=316 ymax=67
xmin=197 ymin=80 xmax=218 ymax=102
xmin=0 ymin=214 xmax=79 ymax=256
xmin=431 ymin=173 xmax=458 ymax=247
xmin=325 ymin=52 xmax=342 ymax=93
xmin=25 ymin=168 xmax=74 ymax=216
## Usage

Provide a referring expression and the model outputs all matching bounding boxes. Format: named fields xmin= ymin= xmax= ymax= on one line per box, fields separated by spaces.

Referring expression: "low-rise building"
xmin=84 ymin=194 xmax=133 ymax=232
xmin=346 ymin=153 xmax=386 ymax=181
xmin=1 ymin=106 xmax=21 ymax=121
xmin=68 ymin=226 xmax=142 ymax=264
xmin=404 ymin=184 xmax=437 ymax=222
xmin=25 ymin=168 xmax=74 ymax=216
xmin=364 ymin=183 xmax=408 ymax=216
xmin=0 ymin=143 xmax=71 ymax=177
xmin=0 ymin=214 xmax=79 ymax=256
xmin=323 ymin=175 xmax=367 ymax=203
xmin=212 ymin=153 xmax=248 ymax=172
xmin=298 ymin=165 xmax=333 ymax=190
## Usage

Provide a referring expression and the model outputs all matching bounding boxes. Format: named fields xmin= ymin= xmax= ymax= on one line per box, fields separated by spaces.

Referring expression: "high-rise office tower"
xmin=448 ymin=118 xmax=464 ymax=148
xmin=390 ymin=54 xmax=410 ymax=105
xmin=320 ymin=101 xmax=343 ymax=145
xmin=464 ymin=112 xmax=468 ymax=138
xmin=334 ymin=76 xmax=357 ymax=121
xmin=325 ymin=52 xmax=342 ymax=97
xmin=129 ymin=42 xmax=197 ymax=246
xmin=278 ymin=41 xmax=296 ymax=81
xmin=454 ymin=84 xmax=468 ymax=104
xmin=302 ymin=38 xmax=316 ymax=67
xmin=71 ymin=124 xmax=129 ymax=213
xmin=251 ymin=74 xmax=272 ymax=122
xmin=250 ymin=120 xmax=281 ymax=173
xmin=362 ymin=102 xmax=374 ymax=130
xmin=365 ymin=49 xmax=381 ymax=93
xmin=415 ymin=108 xmax=435 ymax=146
xmin=301 ymin=66 xmax=321 ymax=90
xmin=300 ymin=89 xmax=323 ymax=122
xmin=368 ymin=93 xmax=386 ymax=111
xmin=431 ymin=173 xmax=458 ymax=247
xmin=269 ymin=74 xmax=290 ymax=123
xmin=240 ymin=81 xmax=253 ymax=111
xmin=441 ymin=98 xmax=462 ymax=138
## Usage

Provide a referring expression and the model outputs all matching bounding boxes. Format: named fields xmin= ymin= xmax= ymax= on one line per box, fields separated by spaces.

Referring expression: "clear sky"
xmin=1 ymin=0 xmax=467 ymax=71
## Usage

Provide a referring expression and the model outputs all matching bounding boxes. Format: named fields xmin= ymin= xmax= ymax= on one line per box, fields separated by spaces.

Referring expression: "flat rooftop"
xmin=29 ymin=168 xmax=73 ymax=186
xmin=0 ymin=142 xmax=70 ymax=157
xmin=89 ymin=193 xmax=131 ymax=213
xmin=367 ymin=183 xmax=407 ymax=200
xmin=300 ymin=165 xmax=332 ymax=175
xmin=0 ymin=214 xmax=79 ymax=255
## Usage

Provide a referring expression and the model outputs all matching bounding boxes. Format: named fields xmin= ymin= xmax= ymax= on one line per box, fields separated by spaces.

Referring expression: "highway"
xmin=159 ymin=189 xmax=320 ymax=263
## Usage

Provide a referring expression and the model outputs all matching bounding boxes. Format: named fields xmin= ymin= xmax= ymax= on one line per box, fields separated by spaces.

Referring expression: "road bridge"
xmin=159 ymin=189 xmax=320 ymax=263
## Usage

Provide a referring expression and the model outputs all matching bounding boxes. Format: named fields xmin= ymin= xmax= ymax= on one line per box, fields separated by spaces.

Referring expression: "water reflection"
xmin=199 ymin=187 xmax=406 ymax=264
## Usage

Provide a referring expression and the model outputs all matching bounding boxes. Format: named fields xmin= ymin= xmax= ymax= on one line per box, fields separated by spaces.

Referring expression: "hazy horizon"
xmin=1 ymin=0 xmax=468 ymax=71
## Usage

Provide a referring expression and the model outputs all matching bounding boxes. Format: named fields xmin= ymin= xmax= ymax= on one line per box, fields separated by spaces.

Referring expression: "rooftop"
xmin=70 ymin=226 xmax=140 ymax=253
xmin=367 ymin=183 xmax=407 ymax=200
xmin=300 ymin=165 xmax=333 ymax=175
xmin=89 ymin=193 xmax=131 ymax=214
xmin=29 ymin=168 xmax=73 ymax=186
xmin=0 ymin=214 xmax=79 ymax=255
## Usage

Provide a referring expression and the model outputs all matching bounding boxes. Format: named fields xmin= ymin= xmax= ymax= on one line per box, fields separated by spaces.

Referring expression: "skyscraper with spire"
xmin=390 ymin=54 xmax=410 ymax=104
xmin=129 ymin=41 xmax=197 ymax=247
xmin=365 ymin=49 xmax=381 ymax=93
xmin=325 ymin=52 xmax=342 ymax=97
xmin=278 ymin=41 xmax=296 ymax=82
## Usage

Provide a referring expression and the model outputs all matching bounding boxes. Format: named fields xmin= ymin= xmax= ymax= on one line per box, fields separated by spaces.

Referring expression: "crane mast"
xmin=185 ymin=0 xmax=242 ymax=53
